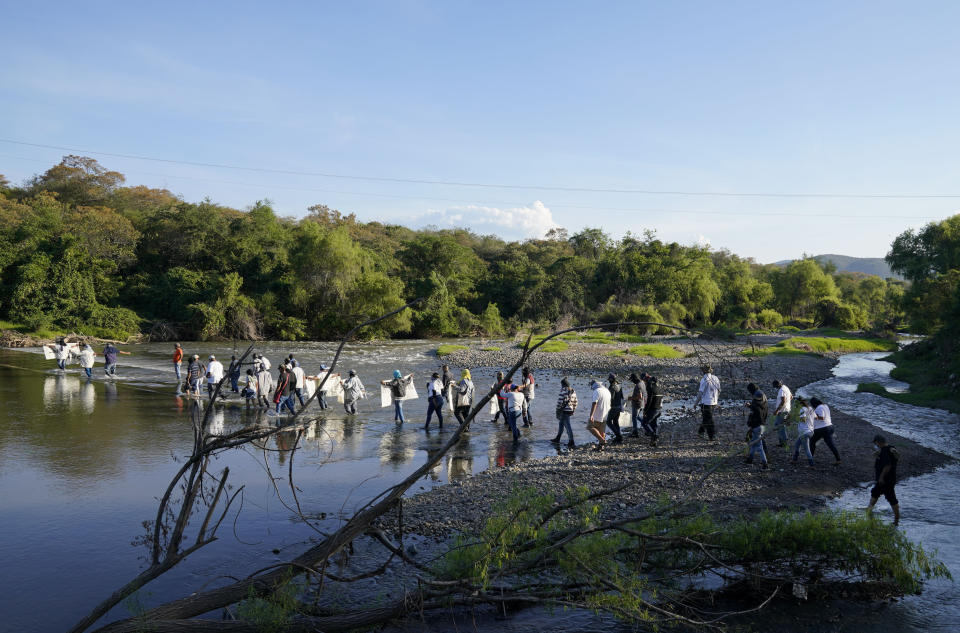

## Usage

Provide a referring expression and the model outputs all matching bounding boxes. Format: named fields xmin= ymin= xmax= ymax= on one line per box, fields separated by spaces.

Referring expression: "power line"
xmin=3 ymin=137 xmax=960 ymax=200
xmin=0 ymin=152 xmax=945 ymax=221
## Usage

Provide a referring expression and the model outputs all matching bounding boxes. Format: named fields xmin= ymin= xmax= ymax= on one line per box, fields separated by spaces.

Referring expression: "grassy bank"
xmin=743 ymin=336 xmax=897 ymax=357
xmin=606 ymin=343 xmax=685 ymax=359
xmin=862 ymin=337 xmax=960 ymax=414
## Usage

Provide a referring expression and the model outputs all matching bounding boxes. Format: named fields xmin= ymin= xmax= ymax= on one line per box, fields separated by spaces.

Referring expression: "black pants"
xmin=605 ymin=408 xmax=623 ymax=440
xmin=642 ymin=410 xmax=661 ymax=438
xmin=493 ymin=398 xmax=507 ymax=422
xmin=810 ymin=426 xmax=840 ymax=461
xmin=698 ymin=404 xmax=716 ymax=439
xmin=454 ymin=405 xmax=471 ymax=425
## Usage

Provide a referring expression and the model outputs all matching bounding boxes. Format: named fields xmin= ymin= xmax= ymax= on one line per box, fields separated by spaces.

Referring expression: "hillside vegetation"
xmin=0 ymin=157 xmax=916 ymax=341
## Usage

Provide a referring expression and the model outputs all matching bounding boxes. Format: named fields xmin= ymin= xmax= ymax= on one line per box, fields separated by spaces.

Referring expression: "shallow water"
xmin=0 ymin=341 xmax=673 ymax=632
xmin=0 ymin=345 xmax=956 ymax=631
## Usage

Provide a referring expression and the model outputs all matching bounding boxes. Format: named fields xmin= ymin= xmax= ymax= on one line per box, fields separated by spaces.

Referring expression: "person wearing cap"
xmin=743 ymin=383 xmax=769 ymax=469
xmin=520 ymin=367 xmax=536 ymax=426
xmin=453 ymin=369 xmax=475 ymax=425
xmin=552 ymin=377 xmax=578 ymax=447
xmin=506 ymin=384 xmax=525 ymax=441
xmin=771 ymin=379 xmax=793 ymax=447
xmin=605 ymin=373 xmax=625 ymax=444
xmin=587 ymin=379 xmax=611 ymax=450
xmin=205 ymin=355 xmax=224 ymax=399
xmin=425 ymin=371 xmax=445 ymax=430
xmin=342 ymin=369 xmax=365 ymax=415
xmin=173 ymin=343 xmax=184 ymax=390
xmin=867 ymin=434 xmax=900 ymax=525
xmin=641 ymin=373 xmax=662 ymax=446
xmin=696 ymin=365 xmax=720 ymax=440
xmin=627 ymin=373 xmax=647 ymax=438
xmin=382 ymin=369 xmax=413 ymax=423
xmin=186 ymin=354 xmax=204 ymax=397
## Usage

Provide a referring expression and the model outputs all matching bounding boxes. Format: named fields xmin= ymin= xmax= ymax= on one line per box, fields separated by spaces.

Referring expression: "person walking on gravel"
xmin=809 ymin=397 xmax=841 ymax=464
xmin=552 ymin=377 xmax=578 ymax=448
xmin=744 ymin=383 xmax=769 ymax=469
xmin=642 ymin=374 xmax=663 ymax=446
xmin=696 ymin=365 xmax=720 ymax=440
xmin=771 ymin=379 xmax=792 ymax=447
xmin=791 ymin=396 xmax=815 ymax=466
xmin=587 ymin=379 xmax=611 ymax=451
xmin=520 ymin=367 xmax=536 ymax=426
xmin=628 ymin=373 xmax=647 ymax=438
xmin=605 ymin=373 xmax=625 ymax=444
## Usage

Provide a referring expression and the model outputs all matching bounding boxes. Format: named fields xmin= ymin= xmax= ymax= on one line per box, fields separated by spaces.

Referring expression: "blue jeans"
xmin=295 ymin=388 xmax=306 ymax=406
xmin=425 ymin=396 xmax=444 ymax=428
xmin=394 ymin=400 xmax=404 ymax=422
xmin=642 ymin=410 xmax=661 ymax=438
xmin=83 ymin=367 xmax=92 ymax=378
xmin=522 ymin=398 xmax=533 ymax=425
xmin=793 ymin=431 xmax=814 ymax=464
xmin=774 ymin=413 xmax=789 ymax=445
xmin=57 ymin=359 xmax=66 ymax=370
xmin=507 ymin=410 xmax=521 ymax=441
xmin=556 ymin=411 xmax=574 ymax=443
xmin=630 ymin=403 xmax=642 ymax=433
xmin=104 ymin=362 xmax=116 ymax=376
xmin=317 ymin=393 xmax=328 ymax=409
xmin=282 ymin=394 xmax=297 ymax=415
xmin=174 ymin=362 xmax=181 ymax=381
xmin=747 ymin=426 xmax=767 ymax=464
xmin=230 ymin=375 xmax=240 ymax=392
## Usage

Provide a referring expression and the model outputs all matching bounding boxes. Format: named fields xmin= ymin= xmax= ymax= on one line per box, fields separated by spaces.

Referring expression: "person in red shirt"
xmin=173 ymin=343 xmax=184 ymax=394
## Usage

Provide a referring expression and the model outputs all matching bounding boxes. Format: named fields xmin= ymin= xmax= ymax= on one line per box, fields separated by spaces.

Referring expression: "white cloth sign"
xmin=445 ymin=385 xmax=454 ymax=412
xmin=488 ymin=398 xmax=498 ymax=415
xmin=380 ymin=385 xmax=391 ymax=408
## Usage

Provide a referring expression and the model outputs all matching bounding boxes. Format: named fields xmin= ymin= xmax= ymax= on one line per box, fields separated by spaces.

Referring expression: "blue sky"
xmin=2 ymin=1 xmax=958 ymax=262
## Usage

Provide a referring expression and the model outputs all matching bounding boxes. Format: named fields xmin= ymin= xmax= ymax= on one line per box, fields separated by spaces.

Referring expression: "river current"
xmin=0 ymin=344 xmax=956 ymax=631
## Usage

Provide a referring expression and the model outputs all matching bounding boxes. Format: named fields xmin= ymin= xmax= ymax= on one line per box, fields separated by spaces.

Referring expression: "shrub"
xmin=436 ymin=344 xmax=468 ymax=357
xmin=756 ymin=308 xmax=784 ymax=330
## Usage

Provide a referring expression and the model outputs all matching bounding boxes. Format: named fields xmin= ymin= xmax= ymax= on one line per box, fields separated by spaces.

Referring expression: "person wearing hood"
xmin=78 ymin=343 xmax=96 ymax=379
xmin=867 ymin=434 xmax=900 ymax=526
xmin=425 ymin=371 xmax=445 ymax=430
xmin=628 ymin=373 xmax=647 ymax=438
xmin=382 ymin=370 xmax=413 ymax=423
xmin=605 ymin=373 xmax=624 ymax=444
xmin=454 ymin=369 xmax=475 ymax=425
xmin=744 ymin=383 xmax=769 ymax=469
xmin=642 ymin=374 xmax=663 ymax=446
xmin=342 ymin=370 xmax=365 ymax=415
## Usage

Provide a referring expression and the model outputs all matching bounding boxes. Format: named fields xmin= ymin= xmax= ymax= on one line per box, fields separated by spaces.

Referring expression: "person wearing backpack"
xmin=867 ymin=434 xmax=901 ymax=526
xmin=382 ymin=370 xmax=413 ymax=423
xmin=743 ymin=382 xmax=769 ymax=469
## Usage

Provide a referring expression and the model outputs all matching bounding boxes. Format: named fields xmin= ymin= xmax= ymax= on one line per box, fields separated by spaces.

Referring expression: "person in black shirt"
xmin=867 ymin=434 xmax=900 ymax=526
xmin=744 ymin=383 xmax=769 ymax=469
xmin=641 ymin=374 xmax=662 ymax=446
xmin=605 ymin=373 xmax=625 ymax=444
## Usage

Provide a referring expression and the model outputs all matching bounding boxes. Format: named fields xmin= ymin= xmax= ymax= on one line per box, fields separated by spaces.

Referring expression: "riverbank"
xmin=382 ymin=349 xmax=953 ymax=540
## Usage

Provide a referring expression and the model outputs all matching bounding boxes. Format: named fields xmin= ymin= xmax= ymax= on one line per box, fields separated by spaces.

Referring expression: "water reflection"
xmin=378 ymin=426 xmax=416 ymax=468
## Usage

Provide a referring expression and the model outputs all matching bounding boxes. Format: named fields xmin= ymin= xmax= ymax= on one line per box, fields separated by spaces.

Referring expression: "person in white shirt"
xmin=587 ymin=379 xmax=611 ymax=451
xmin=290 ymin=363 xmax=307 ymax=406
xmin=791 ymin=396 xmax=815 ymax=466
xmin=696 ymin=365 xmax=721 ymax=440
xmin=506 ymin=384 xmax=525 ymax=442
xmin=46 ymin=339 xmax=72 ymax=371
xmin=205 ymin=355 xmax=224 ymax=399
xmin=809 ymin=397 xmax=841 ymax=463
xmin=771 ymin=380 xmax=793 ymax=447
xmin=424 ymin=371 xmax=446 ymax=430
xmin=78 ymin=343 xmax=96 ymax=379
xmin=341 ymin=370 xmax=364 ymax=415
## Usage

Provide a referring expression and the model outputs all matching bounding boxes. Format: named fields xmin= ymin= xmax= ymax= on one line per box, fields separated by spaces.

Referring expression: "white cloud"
xmin=696 ymin=234 xmax=712 ymax=248
xmin=416 ymin=200 xmax=558 ymax=240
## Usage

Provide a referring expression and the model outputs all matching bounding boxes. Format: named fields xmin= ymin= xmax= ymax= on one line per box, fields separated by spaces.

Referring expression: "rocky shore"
xmin=381 ymin=341 xmax=953 ymax=540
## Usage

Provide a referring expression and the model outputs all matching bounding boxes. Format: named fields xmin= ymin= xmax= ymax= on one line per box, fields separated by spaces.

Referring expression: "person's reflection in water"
xmin=447 ymin=434 xmax=473 ymax=481
xmin=42 ymin=375 xmax=81 ymax=409
xmin=208 ymin=409 xmax=225 ymax=437
xmin=103 ymin=380 xmax=118 ymax=403
xmin=379 ymin=426 xmax=415 ymax=469
xmin=78 ymin=379 xmax=95 ymax=415
xmin=490 ymin=432 xmax=531 ymax=468
xmin=274 ymin=425 xmax=299 ymax=465
xmin=424 ymin=437 xmax=446 ymax=481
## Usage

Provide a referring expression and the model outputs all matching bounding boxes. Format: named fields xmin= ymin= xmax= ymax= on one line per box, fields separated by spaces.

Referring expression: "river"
xmin=0 ymin=344 xmax=956 ymax=631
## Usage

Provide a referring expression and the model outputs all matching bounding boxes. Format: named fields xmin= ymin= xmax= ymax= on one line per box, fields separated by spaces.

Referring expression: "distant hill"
xmin=772 ymin=254 xmax=900 ymax=279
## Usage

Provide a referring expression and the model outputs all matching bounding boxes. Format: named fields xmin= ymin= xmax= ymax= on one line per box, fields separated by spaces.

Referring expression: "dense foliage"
xmin=0 ymin=157 xmax=912 ymax=341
